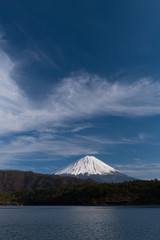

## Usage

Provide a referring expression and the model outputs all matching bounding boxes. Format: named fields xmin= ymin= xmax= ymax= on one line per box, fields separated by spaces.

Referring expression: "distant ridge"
xmin=0 ymin=170 xmax=95 ymax=192
xmin=56 ymin=155 xmax=136 ymax=183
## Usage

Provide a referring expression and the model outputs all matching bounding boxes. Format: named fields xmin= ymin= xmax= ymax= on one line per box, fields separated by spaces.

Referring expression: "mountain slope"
xmin=56 ymin=156 xmax=135 ymax=183
xmin=0 ymin=170 xmax=95 ymax=192
xmin=56 ymin=156 xmax=116 ymax=175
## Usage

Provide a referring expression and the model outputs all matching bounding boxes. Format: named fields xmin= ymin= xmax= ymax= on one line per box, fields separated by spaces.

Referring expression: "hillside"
xmin=0 ymin=170 xmax=95 ymax=192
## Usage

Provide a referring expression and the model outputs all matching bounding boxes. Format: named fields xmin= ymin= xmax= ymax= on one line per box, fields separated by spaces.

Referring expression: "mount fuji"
xmin=56 ymin=156 xmax=135 ymax=183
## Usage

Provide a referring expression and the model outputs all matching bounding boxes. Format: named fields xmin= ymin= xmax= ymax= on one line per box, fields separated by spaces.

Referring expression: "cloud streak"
xmin=114 ymin=161 xmax=160 ymax=179
xmin=0 ymin=133 xmax=99 ymax=169
xmin=0 ymin=129 xmax=151 ymax=171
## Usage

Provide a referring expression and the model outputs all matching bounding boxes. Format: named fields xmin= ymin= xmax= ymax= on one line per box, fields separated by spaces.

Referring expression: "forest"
xmin=0 ymin=179 xmax=160 ymax=205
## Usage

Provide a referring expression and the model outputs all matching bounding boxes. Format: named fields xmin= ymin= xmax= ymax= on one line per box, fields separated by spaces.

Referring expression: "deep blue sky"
xmin=0 ymin=0 xmax=160 ymax=179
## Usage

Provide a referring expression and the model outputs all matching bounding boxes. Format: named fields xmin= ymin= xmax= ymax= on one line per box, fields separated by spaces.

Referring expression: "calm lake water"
xmin=0 ymin=206 xmax=160 ymax=240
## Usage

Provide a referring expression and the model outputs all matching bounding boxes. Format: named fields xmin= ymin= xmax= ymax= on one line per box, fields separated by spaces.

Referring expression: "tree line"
xmin=0 ymin=179 xmax=160 ymax=205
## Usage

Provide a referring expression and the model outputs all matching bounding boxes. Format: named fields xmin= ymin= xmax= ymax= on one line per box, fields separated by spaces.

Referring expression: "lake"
xmin=0 ymin=206 xmax=159 ymax=239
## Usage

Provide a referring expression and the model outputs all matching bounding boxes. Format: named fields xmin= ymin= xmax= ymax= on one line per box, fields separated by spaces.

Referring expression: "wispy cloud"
xmin=50 ymin=73 xmax=160 ymax=118
xmin=1 ymin=33 xmax=160 ymax=174
xmin=114 ymin=161 xmax=160 ymax=179
xmin=71 ymin=124 xmax=93 ymax=133
xmin=138 ymin=133 xmax=150 ymax=141
xmin=0 ymin=133 xmax=98 ymax=169
xmin=76 ymin=135 xmax=138 ymax=145
xmin=0 ymin=128 xmax=151 ymax=171
xmin=1 ymin=36 xmax=160 ymax=136
xmin=14 ymin=22 xmax=58 ymax=69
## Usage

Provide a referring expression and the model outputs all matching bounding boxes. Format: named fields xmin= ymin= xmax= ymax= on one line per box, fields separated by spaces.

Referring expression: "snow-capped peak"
xmin=56 ymin=155 xmax=117 ymax=176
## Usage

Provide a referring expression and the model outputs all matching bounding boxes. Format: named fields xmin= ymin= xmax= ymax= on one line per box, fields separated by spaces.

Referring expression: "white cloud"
xmin=1 ymin=33 xmax=160 ymax=174
xmin=49 ymin=74 xmax=160 ymax=119
xmin=1 ymin=39 xmax=160 ymax=136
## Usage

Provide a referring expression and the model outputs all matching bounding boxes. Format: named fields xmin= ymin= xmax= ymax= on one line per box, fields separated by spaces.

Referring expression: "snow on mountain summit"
xmin=56 ymin=155 xmax=117 ymax=176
